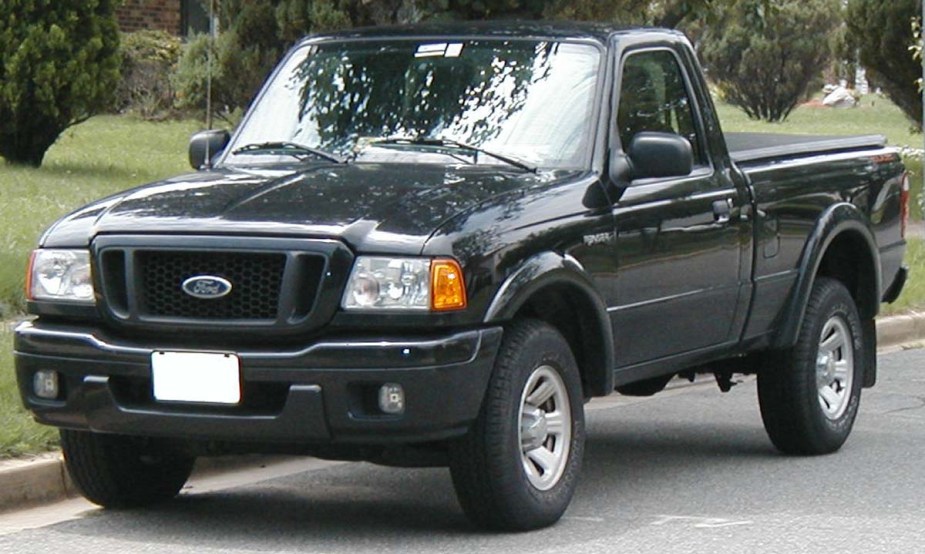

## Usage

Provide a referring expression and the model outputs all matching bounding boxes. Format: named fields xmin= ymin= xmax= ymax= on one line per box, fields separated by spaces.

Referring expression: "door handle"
xmin=713 ymin=198 xmax=733 ymax=224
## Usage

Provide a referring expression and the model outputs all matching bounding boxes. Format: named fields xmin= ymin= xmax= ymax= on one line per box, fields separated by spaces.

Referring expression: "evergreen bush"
xmin=700 ymin=0 xmax=841 ymax=122
xmin=0 ymin=0 xmax=121 ymax=166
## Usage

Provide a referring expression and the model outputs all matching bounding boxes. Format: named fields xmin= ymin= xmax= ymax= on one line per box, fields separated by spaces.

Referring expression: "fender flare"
xmin=773 ymin=202 xmax=881 ymax=350
xmin=484 ymin=251 xmax=615 ymax=396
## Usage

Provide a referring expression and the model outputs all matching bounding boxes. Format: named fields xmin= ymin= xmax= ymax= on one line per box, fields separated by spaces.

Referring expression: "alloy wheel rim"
xmin=815 ymin=315 xmax=854 ymax=420
xmin=517 ymin=365 xmax=571 ymax=491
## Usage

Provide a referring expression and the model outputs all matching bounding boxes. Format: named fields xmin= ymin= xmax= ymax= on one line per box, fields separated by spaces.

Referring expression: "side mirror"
xmin=609 ymin=132 xmax=694 ymax=188
xmin=626 ymin=132 xmax=693 ymax=180
xmin=189 ymin=129 xmax=230 ymax=170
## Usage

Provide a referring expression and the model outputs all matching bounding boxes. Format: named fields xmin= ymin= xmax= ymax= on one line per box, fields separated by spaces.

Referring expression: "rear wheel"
xmin=449 ymin=319 xmax=585 ymax=531
xmin=61 ymin=430 xmax=195 ymax=508
xmin=757 ymin=278 xmax=864 ymax=455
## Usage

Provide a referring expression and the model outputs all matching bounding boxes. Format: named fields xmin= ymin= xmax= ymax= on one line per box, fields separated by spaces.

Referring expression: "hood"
xmin=41 ymin=163 xmax=574 ymax=254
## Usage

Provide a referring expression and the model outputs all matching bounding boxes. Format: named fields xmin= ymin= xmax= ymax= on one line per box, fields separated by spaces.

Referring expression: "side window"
xmin=617 ymin=50 xmax=704 ymax=165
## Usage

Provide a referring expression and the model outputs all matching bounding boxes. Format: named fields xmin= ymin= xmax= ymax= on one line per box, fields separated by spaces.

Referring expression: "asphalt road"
xmin=1 ymin=348 xmax=923 ymax=553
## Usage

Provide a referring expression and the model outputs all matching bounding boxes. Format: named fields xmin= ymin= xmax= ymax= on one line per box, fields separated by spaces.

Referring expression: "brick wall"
xmin=116 ymin=0 xmax=182 ymax=35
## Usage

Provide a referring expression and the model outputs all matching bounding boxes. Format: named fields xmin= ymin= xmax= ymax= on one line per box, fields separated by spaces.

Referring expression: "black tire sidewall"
xmin=61 ymin=430 xmax=194 ymax=508
xmin=758 ymin=278 xmax=865 ymax=455
xmin=498 ymin=327 xmax=585 ymax=514
xmin=798 ymin=282 xmax=864 ymax=442
xmin=449 ymin=319 xmax=586 ymax=530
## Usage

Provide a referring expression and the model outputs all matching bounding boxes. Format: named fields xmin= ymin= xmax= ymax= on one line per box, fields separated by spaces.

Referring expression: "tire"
xmin=757 ymin=278 xmax=864 ymax=455
xmin=61 ymin=429 xmax=195 ymax=508
xmin=448 ymin=319 xmax=585 ymax=531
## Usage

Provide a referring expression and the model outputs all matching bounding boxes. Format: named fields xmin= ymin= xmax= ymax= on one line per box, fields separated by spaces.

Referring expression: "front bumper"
xmin=14 ymin=321 xmax=502 ymax=445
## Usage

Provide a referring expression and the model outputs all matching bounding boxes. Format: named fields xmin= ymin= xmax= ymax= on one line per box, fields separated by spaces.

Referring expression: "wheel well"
xmin=512 ymin=284 xmax=609 ymax=397
xmin=816 ymin=231 xmax=878 ymax=320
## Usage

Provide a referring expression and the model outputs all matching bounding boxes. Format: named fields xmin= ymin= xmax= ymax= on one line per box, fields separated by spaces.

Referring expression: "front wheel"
xmin=449 ymin=319 xmax=585 ymax=531
xmin=61 ymin=430 xmax=195 ymax=508
xmin=757 ymin=278 xmax=864 ymax=455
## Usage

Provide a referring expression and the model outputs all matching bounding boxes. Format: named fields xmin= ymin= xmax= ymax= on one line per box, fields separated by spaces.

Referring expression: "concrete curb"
xmin=875 ymin=310 xmax=925 ymax=351
xmin=3 ymin=312 xmax=925 ymax=514
xmin=0 ymin=454 xmax=76 ymax=512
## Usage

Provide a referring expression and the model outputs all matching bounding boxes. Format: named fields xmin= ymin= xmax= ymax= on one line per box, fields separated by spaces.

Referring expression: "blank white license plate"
xmin=151 ymin=351 xmax=241 ymax=404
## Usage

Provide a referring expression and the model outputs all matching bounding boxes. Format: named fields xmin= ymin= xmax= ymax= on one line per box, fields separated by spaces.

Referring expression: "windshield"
xmin=223 ymin=39 xmax=602 ymax=169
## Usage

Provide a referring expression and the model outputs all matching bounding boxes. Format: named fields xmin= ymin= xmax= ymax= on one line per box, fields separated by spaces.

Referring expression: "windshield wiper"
xmin=232 ymin=142 xmax=347 ymax=164
xmin=368 ymin=137 xmax=537 ymax=173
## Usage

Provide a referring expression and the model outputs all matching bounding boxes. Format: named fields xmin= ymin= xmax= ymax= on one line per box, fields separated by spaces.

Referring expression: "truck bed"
xmin=726 ymin=132 xmax=887 ymax=164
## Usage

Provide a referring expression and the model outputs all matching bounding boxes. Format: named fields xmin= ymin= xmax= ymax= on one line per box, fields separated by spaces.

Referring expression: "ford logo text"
xmin=181 ymin=276 xmax=233 ymax=299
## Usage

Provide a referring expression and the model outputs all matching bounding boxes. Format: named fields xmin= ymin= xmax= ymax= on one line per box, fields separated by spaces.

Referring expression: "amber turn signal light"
xmin=24 ymin=250 xmax=36 ymax=301
xmin=430 ymin=259 xmax=467 ymax=311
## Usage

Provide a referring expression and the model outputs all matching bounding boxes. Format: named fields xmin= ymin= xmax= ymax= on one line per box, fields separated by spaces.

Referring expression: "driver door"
xmin=609 ymin=47 xmax=748 ymax=368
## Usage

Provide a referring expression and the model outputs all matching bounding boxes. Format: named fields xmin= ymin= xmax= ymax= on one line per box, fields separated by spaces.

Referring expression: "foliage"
xmin=115 ymin=31 xmax=182 ymax=119
xmin=177 ymin=1 xmax=309 ymax=119
xmin=172 ymin=33 xmax=216 ymax=116
xmin=429 ymin=0 xmax=715 ymax=26
xmin=846 ymin=0 xmax=922 ymax=131
xmin=553 ymin=0 xmax=721 ymax=27
xmin=0 ymin=0 xmax=121 ymax=167
xmin=700 ymin=0 xmax=841 ymax=122
xmin=175 ymin=0 xmax=720 ymax=118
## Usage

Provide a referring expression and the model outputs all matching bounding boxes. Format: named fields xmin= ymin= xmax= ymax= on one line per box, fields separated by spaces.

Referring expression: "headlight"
xmin=342 ymin=256 xmax=466 ymax=312
xmin=27 ymin=249 xmax=95 ymax=303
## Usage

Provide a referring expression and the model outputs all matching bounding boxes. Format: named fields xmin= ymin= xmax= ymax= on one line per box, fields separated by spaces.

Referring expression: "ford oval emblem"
xmin=181 ymin=276 xmax=233 ymax=299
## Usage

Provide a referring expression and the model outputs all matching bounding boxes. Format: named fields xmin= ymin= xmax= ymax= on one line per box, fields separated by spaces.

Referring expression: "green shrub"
xmin=115 ymin=30 xmax=182 ymax=120
xmin=0 ymin=0 xmax=121 ymax=167
xmin=172 ymin=31 xmax=260 ymax=123
xmin=172 ymin=33 xmax=219 ymax=118
xmin=700 ymin=0 xmax=841 ymax=122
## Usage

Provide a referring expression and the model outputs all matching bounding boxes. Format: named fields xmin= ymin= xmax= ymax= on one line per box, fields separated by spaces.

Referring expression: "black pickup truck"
xmin=15 ymin=22 xmax=908 ymax=530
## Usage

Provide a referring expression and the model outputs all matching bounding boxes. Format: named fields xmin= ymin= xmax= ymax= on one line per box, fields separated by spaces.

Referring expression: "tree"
xmin=0 ymin=0 xmax=121 ymax=167
xmin=421 ymin=0 xmax=716 ymax=26
xmin=846 ymin=0 xmax=922 ymax=131
xmin=176 ymin=0 xmax=720 ymax=118
xmin=177 ymin=0 xmax=361 ymax=118
xmin=699 ymin=0 xmax=841 ymax=122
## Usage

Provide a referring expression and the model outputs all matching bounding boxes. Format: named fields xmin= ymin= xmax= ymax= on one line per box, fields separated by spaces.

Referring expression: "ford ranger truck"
xmin=14 ymin=23 xmax=908 ymax=531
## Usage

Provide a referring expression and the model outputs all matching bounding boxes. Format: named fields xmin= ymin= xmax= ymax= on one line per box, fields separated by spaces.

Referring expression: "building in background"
xmin=116 ymin=0 xmax=210 ymax=36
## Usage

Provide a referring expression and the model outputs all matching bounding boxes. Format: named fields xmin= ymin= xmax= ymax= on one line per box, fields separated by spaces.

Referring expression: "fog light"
xmin=33 ymin=370 xmax=60 ymax=400
xmin=378 ymin=383 xmax=405 ymax=415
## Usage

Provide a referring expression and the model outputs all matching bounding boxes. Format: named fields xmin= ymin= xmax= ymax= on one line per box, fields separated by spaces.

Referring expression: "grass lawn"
xmin=0 ymin=115 xmax=201 ymax=318
xmin=0 ymin=98 xmax=923 ymax=458
xmin=0 ymin=325 xmax=57 ymax=457
xmin=716 ymin=94 xmax=922 ymax=149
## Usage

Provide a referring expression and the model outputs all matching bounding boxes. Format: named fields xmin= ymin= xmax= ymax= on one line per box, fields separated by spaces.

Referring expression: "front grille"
xmin=137 ymin=251 xmax=286 ymax=320
xmin=95 ymin=237 xmax=342 ymax=332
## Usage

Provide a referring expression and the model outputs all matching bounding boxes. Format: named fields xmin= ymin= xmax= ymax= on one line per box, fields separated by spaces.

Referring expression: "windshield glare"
xmin=225 ymin=39 xmax=602 ymax=169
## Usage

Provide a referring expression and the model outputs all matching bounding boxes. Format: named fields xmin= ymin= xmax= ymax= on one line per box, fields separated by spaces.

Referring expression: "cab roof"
xmin=301 ymin=20 xmax=682 ymax=45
